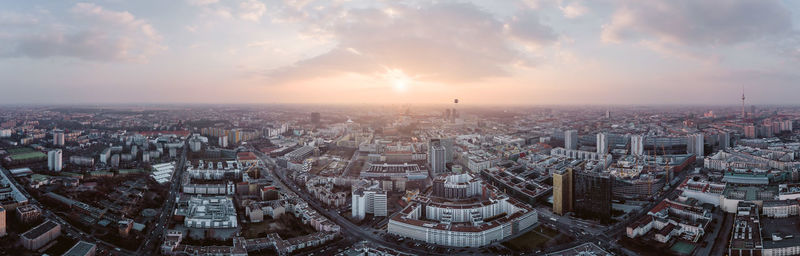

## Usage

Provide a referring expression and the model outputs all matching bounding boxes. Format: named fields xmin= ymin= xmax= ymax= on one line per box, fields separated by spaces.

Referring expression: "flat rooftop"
xmin=22 ymin=220 xmax=59 ymax=240
xmin=62 ymin=241 xmax=96 ymax=256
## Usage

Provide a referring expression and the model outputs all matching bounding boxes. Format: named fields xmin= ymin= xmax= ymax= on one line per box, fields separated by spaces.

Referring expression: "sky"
xmin=0 ymin=0 xmax=799 ymax=105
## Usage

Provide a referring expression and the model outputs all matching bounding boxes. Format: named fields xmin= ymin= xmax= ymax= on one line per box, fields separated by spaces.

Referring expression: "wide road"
xmin=136 ymin=140 xmax=189 ymax=254
xmin=255 ymin=152 xmax=454 ymax=255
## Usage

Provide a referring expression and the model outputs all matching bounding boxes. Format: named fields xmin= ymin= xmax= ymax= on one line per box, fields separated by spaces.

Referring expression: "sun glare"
xmin=384 ymin=68 xmax=412 ymax=92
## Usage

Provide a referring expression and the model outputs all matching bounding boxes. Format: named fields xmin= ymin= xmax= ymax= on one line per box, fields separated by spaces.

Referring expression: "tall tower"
xmin=451 ymin=98 xmax=459 ymax=123
xmin=741 ymin=86 xmax=746 ymax=120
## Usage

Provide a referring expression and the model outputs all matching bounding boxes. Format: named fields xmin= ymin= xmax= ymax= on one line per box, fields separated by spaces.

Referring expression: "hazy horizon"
xmin=1 ymin=0 xmax=799 ymax=105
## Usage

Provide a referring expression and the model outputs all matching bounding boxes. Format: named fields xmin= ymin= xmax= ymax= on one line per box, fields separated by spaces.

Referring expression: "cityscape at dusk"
xmin=2 ymin=1 xmax=800 ymax=256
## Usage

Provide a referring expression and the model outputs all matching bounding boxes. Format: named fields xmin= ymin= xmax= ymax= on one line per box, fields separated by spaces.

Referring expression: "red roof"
xmin=237 ymin=152 xmax=258 ymax=161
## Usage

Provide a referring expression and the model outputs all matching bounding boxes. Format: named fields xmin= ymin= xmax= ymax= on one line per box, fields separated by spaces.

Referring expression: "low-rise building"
xmin=21 ymin=220 xmax=61 ymax=250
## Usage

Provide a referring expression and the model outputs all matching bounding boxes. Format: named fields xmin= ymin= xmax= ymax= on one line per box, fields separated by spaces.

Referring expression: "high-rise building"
xmin=763 ymin=123 xmax=774 ymax=138
xmin=48 ymin=149 xmax=62 ymax=172
xmin=719 ymin=131 xmax=730 ymax=150
xmin=310 ymin=112 xmax=321 ymax=125
xmin=219 ymin=135 xmax=228 ymax=148
xmin=439 ymin=137 xmax=455 ymax=164
xmin=53 ymin=129 xmax=64 ymax=146
xmin=596 ymin=132 xmax=609 ymax=155
xmin=352 ymin=186 xmax=387 ymax=219
xmin=744 ymin=125 xmax=757 ymax=139
xmin=687 ymin=133 xmax=704 ymax=157
xmin=565 ymin=130 xmax=578 ymax=150
xmin=573 ymin=171 xmax=613 ymax=223
xmin=630 ymin=135 xmax=644 ymax=156
xmin=552 ymin=168 xmax=573 ymax=216
xmin=429 ymin=139 xmax=446 ymax=174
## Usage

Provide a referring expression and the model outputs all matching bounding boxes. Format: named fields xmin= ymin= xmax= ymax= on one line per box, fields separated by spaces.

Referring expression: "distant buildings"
xmin=429 ymin=139 xmax=446 ymax=174
xmin=687 ymin=133 xmax=704 ymax=157
xmin=219 ymin=135 xmax=228 ymax=148
xmin=564 ymin=130 xmax=578 ymax=150
xmin=69 ymin=156 xmax=94 ymax=167
xmin=630 ymin=134 xmax=644 ymax=156
xmin=48 ymin=149 xmax=62 ymax=172
xmin=310 ymin=112 xmax=321 ymax=125
xmin=53 ymin=129 xmax=65 ymax=146
xmin=597 ymin=132 xmax=609 ymax=155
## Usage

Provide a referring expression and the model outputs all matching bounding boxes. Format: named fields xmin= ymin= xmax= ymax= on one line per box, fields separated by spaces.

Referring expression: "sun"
xmin=384 ymin=68 xmax=412 ymax=92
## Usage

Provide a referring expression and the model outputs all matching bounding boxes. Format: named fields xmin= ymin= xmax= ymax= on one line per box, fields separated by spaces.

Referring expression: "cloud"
xmin=188 ymin=0 xmax=266 ymax=22
xmin=559 ymin=1 xmax=588 ymax=19
xmin=238 ymin=0 xmax=266 ymax=21
xmin=507 ymin=11 xmax=559 ymax=46
xmin=187 ymin=0 xmax=220 ymax=6
xmin=0 ymin=3 xmax=164 ymax=61
xmin=602 ymin=0 xmax=793 ymax=45
xmin=267 ymin=2 xmax=558 ymax=84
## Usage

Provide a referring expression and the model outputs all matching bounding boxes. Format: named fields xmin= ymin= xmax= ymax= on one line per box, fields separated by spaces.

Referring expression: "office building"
xmin=175 ymin=196 xmax=238 ymax=229
xmin=573 ymin=171 xmax=613 ymax=223
xmin=565 ymin=130 xmax=578 ymax=150
xmin=552 ymin=168 xmax=573 ymax=216
xmin=21 ymin=220 xmax=61 ymax=250
xmin=53 ymin=129 xmax=65 ymax=146
xmin=351 ymin=182 xmax=388 ymax=220
xmin=687 ymin=133 xmax=704 ymax=157
xmin=596 ymin=132 xmax=609 ymax=155
xmin=630 ymin=134 xmax=644 ymax=156
xmin=429 ymin=139 xmax=446 ymax=174
xmin=48 ymin=149 xmax=63 ymax=172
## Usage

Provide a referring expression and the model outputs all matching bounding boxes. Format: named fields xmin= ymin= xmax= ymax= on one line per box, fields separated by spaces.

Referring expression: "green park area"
xmin=502 ymin=225 xmax=563 ymax=252
xmin=10 ymin=151 xmax=47 ymax=161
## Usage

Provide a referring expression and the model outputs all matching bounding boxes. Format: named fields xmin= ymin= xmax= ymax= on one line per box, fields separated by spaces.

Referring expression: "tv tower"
xmin=741 ymin=86 xmax=746 ymax=120
xmin=451 ymin=98 xmax=459 ymax=123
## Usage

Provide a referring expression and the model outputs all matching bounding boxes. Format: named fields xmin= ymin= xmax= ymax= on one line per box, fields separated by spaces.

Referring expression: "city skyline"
xmin=1 ymin=0 xmax=799 ymax=105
